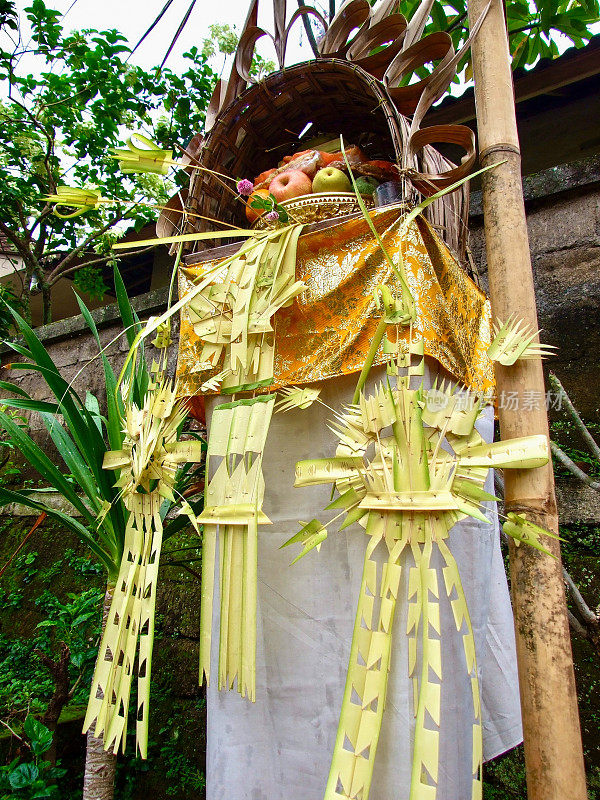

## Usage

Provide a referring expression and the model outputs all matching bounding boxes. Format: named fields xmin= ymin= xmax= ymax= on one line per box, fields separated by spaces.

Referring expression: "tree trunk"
xmin=82 ymin=584 xmax=117 ymax=800
xmin=41 ymin=282 xmax=52 ymax=325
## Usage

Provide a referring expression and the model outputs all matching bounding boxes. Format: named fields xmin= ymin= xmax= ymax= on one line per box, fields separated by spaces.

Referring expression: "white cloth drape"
xmin=205 ymin=363 xmax=522 ymax=800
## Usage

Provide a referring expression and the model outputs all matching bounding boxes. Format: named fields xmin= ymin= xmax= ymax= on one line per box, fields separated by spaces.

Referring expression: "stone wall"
xmin=469 ymin=156 xmax=600 ymax=421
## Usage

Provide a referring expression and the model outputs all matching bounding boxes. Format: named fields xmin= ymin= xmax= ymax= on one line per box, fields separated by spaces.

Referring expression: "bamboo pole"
xmin=465 ymin=1 xmax=587 ymax=798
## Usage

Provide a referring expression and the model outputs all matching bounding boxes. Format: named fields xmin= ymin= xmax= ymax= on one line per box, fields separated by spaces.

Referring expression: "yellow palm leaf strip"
xmin=229 ymin=241 xmax=266 ymax=374
xmin=341 ymin=138 xmax=416 ymax=326
xmin=241 ymin=513 xmax=258 ymax=700
xmin=199 ymin=523 xmax=217 ymax=686
xmin=407 ymin=538 xmax=422 ymax=714
xmin=409 ymin=533 xmax=441 ymax=800
xmin=458 ymin=435 xmax=549 ymax=470
xmin=212 ymin=253 xmax=243 ymax=352
xmin=407 ymin=387 xmax=431 ymax=493
xmin=136 ymin=495 xmax=163 ymax=758
xmin=438 ymin=536 xmax=482 ymax=798
xmin=238 ymin=399 xmax=274 ymax=698
xmin=219 ymin=523 xmax=234 ymax=691
xmin=224 ymin=486 xmax=245 ymax=693
xmin=197 ymin=424 xmax=229 ymax=685
xmin=324 ymin=537 xmax=380 ymax=800
xmin=352 ymin=318 xmax=389 ymax=405
xmin=218 ymin=401 xmax=241 ymax=692
xmin=83 ymin=513 xmax=141 ymax=749
xmin=105 ymin=508 xmax=146 ymax=754
xmin=348 ymin=530 xmax=405 ymax=800
xmin=199 ymin=404 xmax=236 ymax=688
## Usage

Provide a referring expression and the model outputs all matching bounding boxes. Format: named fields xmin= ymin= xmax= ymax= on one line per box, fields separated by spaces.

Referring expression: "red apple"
xmin=269 ymin=169 xmax=312 ymax=202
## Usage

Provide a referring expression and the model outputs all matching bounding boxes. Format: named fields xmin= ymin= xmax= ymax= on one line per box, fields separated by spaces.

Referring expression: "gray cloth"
xmin=205 ymin=364 xmax=522 ymax=800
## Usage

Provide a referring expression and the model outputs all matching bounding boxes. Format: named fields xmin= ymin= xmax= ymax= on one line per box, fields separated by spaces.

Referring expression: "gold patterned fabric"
xmin=177 ymin=206 xmax=493 ymax=419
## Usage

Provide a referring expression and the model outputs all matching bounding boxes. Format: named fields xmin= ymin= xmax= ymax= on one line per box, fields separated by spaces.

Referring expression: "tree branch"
xmin=46 ymin=212 xmax=128 ymax=283
xmin=550 ymin=441 xmax=600 ymax=492
xmin=28 ymin=205 xmax=54 ymax=239
xmin=548 ymin=371 xmax=600 ymax=462
xmin=508 ymin=22 xmax=540 ymax=37
xmin=563 ymin=566 xmax=598 ymax=626
xmin=447 ymin=11 xmax=467 ymax=33
xmin=0 ymin=220 xmax=35 ymax=266
xmin=46 ymin=246 xmax=155 ymax=287
xmin=568 ymin=610 xmax=589 ymax=640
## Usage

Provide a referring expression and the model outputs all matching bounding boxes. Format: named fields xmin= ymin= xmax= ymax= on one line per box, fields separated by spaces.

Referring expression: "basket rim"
xmin=203 ymin=57 xmax=400 ymax=157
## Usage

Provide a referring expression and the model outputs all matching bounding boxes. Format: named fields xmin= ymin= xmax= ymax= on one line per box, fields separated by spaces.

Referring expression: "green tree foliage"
xmin=303 ymin=2 xmax=599 ymax=72
xmin=0 ymin=715 xmax=66 ymax=798
xmin=387 ymin=1 xmax=600 ymax=72
xmin=0 ymin=1 xmax=216 ymax=323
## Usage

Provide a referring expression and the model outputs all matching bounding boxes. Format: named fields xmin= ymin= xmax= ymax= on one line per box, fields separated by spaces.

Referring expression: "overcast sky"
xmin=8 ymin=0 xmax=315 ymax=74
xmin=5 ymin=1 xmax=599 ymax=101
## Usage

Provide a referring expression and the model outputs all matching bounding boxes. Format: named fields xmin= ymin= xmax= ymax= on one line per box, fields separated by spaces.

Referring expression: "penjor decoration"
xmin=44 ymin=0 xmax=561 ymax=789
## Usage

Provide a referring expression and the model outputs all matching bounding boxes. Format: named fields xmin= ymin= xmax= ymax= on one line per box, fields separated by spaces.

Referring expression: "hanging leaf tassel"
xmin=438 ymin=537 xmax=482 ymax=800
xmin=197 ymin=395 xmax=275 ymax=699
xmin=83 ymin=373 xmax=204 ymax=756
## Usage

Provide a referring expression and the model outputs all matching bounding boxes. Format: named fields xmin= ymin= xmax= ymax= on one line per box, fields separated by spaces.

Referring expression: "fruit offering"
xmin=239 ymin=141 xmax=399 ymax=222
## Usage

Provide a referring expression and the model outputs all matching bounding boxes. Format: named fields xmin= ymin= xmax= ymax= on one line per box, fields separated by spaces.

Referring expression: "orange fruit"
xmin=245 ymin=188 xmax=270 ymax=223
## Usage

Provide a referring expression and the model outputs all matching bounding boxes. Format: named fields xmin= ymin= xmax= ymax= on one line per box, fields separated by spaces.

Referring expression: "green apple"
xmin=355 ymin=176 xmax=379 ymax=196
xmin=312 ymin=167 xmax=352 ymax=194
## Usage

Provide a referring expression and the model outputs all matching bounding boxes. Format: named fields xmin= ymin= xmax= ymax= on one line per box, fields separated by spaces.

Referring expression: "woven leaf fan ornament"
xmin=286 ymin=302 xmax=554 ymax=800
xmin=487 ymin=314 xmax=557 ymax=365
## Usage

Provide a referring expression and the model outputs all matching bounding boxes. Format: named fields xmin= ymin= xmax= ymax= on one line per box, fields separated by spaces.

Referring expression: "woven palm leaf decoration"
xmin=487 ymin=314 xmax=557 ymax=365
xmin=186 ymin=224 xmax=304 ymax=393
xmin=83 ymin=364 xmax=204 ymax=756
xmin=184 ymin=224 xmax=305 ymax=699
xmin=285 ymin=314 xmax=553 ymax=800
xmin=196 ymin=394 xmax=275 ymax=697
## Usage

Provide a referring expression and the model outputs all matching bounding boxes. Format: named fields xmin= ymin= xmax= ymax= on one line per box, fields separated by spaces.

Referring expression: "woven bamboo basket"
xmin=182 ymin=58 xmax=470 ymax=262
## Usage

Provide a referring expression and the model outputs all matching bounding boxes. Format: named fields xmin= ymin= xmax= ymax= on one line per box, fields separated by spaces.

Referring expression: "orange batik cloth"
xmin=177 ymin=205 xmax=494 ymax=418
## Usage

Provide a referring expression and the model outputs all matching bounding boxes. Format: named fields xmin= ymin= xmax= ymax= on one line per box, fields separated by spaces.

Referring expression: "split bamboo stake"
xmin=465 ymin=1 xmax=587 ymax=798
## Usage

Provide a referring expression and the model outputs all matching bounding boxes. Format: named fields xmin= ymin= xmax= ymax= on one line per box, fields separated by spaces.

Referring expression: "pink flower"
xmin=265 ymin=210 xmax=280 ymax=222
xmin=236 ymin=179 xmax=254 ymax=197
